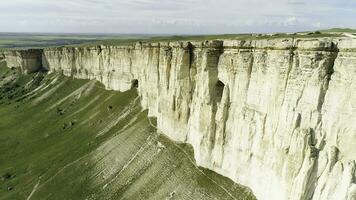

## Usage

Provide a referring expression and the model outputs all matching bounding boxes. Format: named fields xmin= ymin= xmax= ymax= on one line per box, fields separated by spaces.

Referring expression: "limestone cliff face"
xmin=2 ymin=49 xmax=43 ymax=74
xmin=4 ymin=38 xmax=356 ymax=200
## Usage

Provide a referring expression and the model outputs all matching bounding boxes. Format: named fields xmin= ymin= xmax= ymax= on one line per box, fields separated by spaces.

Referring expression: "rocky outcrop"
xmin=3 ymin=38 xmax=356 ymax=200
xmin=2 ymin=49 xmax=43 ymax=74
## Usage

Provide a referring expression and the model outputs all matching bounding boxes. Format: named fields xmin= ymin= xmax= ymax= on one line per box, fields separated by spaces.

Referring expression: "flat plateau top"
xmin=2 ymin=30 xmax=356 ymax=51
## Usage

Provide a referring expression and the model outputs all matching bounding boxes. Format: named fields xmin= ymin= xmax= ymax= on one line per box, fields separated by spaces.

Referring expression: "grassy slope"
xmin=0 ymin=64 xmax=255 ymax=200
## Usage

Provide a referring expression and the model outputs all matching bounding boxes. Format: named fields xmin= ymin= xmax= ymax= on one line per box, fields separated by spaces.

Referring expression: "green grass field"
xmin=0 ymin=63 xmax=255 ymax=200
xmin=0 ymin=29 xmax=347 ymax=50
xmin=0 ymin=33 xmax=156 ymax=49
xmin=72 ymin=31 xmax=342 ymax=48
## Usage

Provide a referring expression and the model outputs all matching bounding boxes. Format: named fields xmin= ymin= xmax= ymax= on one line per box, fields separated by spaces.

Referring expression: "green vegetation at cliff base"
xmin=0 ymin=64 xmax=255 ymax=200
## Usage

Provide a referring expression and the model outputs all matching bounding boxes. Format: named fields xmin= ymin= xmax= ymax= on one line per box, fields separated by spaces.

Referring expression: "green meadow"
xmin=0 ymin=28 xmax=348 ymax=50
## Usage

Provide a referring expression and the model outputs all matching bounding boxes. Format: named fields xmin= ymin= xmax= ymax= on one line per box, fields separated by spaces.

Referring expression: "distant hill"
xmin=320 ymin=28 xmax=356 ymax=33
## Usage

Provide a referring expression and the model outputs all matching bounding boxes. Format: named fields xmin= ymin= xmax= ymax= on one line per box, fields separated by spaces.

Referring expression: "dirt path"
xmin=26 ymin=180 xmax=40 ymax=200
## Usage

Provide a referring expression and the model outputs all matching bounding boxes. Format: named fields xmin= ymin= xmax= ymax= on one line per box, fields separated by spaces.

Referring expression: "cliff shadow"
xmin=131 ymin=79 xmax=139 ymax=89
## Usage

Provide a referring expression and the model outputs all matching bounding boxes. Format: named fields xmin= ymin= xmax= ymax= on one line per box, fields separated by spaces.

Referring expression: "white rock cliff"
xmin=2 ymin=49 xmax=43 ymax=74
xmin=3 ymin=38 xmax=356 ymax=200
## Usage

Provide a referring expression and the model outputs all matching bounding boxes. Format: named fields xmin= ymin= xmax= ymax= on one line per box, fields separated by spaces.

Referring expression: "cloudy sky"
xmin=0 ymin=0 xmax=355 ymax=34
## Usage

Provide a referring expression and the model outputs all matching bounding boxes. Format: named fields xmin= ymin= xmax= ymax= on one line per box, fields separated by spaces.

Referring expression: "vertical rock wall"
xmin=3 ymin=49 xmax=43 ymax=74
xmin=4 ymin=38 xmax=356 ymax=200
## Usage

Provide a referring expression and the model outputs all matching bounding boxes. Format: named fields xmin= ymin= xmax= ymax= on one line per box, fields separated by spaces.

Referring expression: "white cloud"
xmin=283 ymin=17 xmax=298 ymax=26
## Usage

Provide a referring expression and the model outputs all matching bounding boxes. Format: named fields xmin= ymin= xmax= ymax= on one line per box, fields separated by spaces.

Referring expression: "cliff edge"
xmin=3 ymin=37 xmax=356 ymax=200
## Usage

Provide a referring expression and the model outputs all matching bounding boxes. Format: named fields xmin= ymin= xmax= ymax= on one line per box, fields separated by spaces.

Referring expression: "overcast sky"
xmin=0 ymin=0 xmax=355 ymax=34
